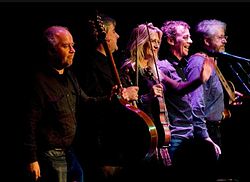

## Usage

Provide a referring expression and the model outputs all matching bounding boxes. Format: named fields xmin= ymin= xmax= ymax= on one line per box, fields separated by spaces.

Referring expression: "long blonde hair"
xmin=126 ymin=23 xmax=163 ymax=68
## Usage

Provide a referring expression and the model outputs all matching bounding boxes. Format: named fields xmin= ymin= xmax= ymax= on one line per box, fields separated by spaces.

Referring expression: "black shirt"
xmin=23 ymin=65 xmax=107 ymax=163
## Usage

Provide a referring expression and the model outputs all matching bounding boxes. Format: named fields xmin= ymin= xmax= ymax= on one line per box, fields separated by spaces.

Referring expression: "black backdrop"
xmin=3 ymin=2 xmax=250 ymax=76
xmin=1 ymin=2 xmax=249 ymax=181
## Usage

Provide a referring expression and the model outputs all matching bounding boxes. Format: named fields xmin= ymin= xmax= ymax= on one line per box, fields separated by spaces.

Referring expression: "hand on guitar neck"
xmin=110 ymin=85 xmax=139 ymax=102
xmin=121 ymin=86 xmax=139 ymax=102
xmin=222 ymin=90 xmax=244 ymax=121
xmin=230 ymin=90 xmax=244 ymax=106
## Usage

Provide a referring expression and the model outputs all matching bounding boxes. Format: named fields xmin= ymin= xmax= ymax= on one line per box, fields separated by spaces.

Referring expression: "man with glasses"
xmin=186 ymin=19 xmax=240 ymax=181
xmin=187 ymin=19 xmax=228 ymax=147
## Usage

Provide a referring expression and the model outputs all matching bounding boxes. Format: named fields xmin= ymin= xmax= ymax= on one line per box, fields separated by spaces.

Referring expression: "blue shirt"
xmin=186 ymin=54 xmax=224 ymax=123
xmin=157 ymin=57 xmax=209 ymax=140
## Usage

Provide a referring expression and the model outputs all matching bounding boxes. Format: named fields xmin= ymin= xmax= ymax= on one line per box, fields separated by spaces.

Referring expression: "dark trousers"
xmin=38 ymin=148 xmax=84 ymax=182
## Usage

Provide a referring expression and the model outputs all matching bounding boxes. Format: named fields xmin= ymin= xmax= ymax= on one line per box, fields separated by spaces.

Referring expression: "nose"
xmin=154 ymin=45 xmax=159 ymax=49
xmin=188 ymin=37 xmax=193 ymax=44
xmin=70 ymin=45 xmax=75 ymax=53
xmin=116 ymin=32 xmax=120 ymax=39
xmin=154 ymin=42 xmax=160 ymax=49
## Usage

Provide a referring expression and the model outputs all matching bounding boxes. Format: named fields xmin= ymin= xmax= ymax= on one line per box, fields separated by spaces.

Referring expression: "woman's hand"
xmin=151 ymin=83 xmax=164 ymax=97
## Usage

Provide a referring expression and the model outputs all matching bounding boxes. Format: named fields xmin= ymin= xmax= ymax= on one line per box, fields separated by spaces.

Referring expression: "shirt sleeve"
xmin=157 ymin=60 xmax=203 ymax=95
xmin=186 ymin=55 xmax=208 ymax=139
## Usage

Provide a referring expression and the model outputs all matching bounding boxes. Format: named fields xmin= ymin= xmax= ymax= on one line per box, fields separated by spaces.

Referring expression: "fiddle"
xmin=145 ymin=24 xmax=171 ymax=147
xmin=144 ymin=67 xmax=171 ymax=147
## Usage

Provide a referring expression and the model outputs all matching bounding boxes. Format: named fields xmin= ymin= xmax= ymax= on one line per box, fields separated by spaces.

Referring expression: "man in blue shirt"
xmin=158 ymin=20 xmax=221 ymax=182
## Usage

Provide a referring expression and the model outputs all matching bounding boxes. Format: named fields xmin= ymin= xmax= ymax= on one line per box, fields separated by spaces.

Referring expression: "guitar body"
xmin=112 ymin=97 xmax=158 ymax=161
xmin=156 ymin=97 xmax=171 ymax=147
xmin=101 ymin=96 xmax=158 ymax=163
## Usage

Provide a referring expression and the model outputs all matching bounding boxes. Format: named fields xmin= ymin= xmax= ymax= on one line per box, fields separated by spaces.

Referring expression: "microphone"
xmin=207 ymin=50 xmax=250 ymax=63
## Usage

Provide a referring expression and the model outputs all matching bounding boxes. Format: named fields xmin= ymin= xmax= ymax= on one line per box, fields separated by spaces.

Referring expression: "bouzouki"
xmin=89 ymin=13 xmax=158 ymax=160
xmin=214 ymin=60 xmax=250 ymax=119
xmin=214 ymin=57 xmax=250 ymax=119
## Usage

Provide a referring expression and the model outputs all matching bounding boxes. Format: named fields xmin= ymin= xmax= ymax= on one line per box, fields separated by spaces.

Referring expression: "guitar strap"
xmin=194 ymin=53 xmax=233 ymax=120
xmin=214 ymin=58 xmax=236 ymax=104
xmin=213 ymin=58 xmax=234 ymax=120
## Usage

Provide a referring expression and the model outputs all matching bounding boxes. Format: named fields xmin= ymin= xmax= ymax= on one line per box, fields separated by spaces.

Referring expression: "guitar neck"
xmin=102 ymin=41 xmax=123 ymax=88
xmin=214 ymin=63 xmax=235 ymax=104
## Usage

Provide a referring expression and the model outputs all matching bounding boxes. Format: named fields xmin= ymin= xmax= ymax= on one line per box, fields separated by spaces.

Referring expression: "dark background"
xmin=1 ymin=2 xmax=249 ymax=181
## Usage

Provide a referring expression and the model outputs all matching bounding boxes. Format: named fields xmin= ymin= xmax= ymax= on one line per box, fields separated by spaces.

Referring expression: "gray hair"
xmin=195 ymin=19 xmax=227 ymax=38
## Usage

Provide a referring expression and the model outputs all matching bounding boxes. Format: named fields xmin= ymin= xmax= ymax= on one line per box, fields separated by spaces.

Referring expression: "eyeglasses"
xmin=214 ymin=35 xmax=228 ymax=41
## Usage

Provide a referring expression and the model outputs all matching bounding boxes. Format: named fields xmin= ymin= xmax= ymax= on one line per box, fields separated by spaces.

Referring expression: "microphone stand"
xmin=223 ymin=52 xmax=250 ymax=63
xmin=228 ymin=63 xmax=250 ymax=95
xmin=236 ymin=62 xmax=250 ymax=83
xmin=208 ymin=50 xmax=250 ymax=63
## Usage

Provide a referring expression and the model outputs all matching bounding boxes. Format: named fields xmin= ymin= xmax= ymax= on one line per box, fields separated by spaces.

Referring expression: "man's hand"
xmin=205 ymin=137 xmax=221 ymax=159
xmin=231 ymin=90 xmax=244 ymax=106
xmin=27 ymin=161 xmax=41 ymax=181
xmin=121 ymin=86 xmax=139 ymax=101
xmin=200 ymin=56 xmax=215 ymax=83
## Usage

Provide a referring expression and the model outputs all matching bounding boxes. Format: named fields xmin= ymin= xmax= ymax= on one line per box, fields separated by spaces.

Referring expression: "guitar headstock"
xmin=88 ymin=13 xmax=106 ymax=43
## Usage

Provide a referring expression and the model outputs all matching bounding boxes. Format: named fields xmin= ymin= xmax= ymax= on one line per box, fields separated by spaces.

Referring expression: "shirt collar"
xmin=166 ymin=53 xmax=187 ymax=68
